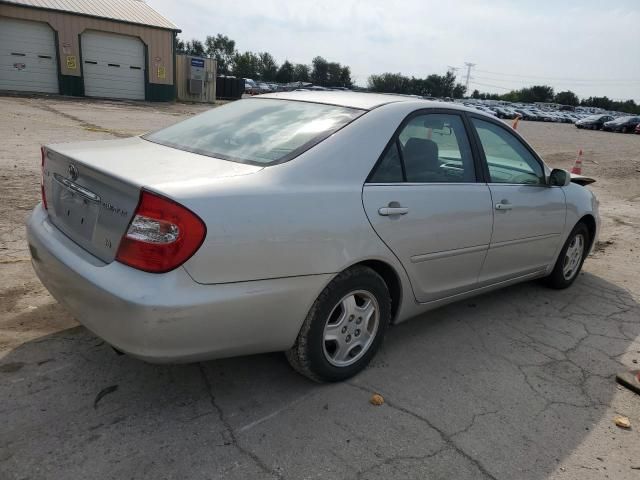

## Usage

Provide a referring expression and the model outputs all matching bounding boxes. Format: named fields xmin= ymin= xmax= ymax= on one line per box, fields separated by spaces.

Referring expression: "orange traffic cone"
xmin=571 ymin=149 xmax=583 ymax=175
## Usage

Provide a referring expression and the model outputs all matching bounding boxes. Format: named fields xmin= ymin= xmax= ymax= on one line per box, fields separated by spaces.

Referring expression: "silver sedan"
xmin=27 ymin=92 xmax=600 ymax=382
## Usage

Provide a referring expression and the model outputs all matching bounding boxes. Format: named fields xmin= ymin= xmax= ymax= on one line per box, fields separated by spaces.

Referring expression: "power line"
xmin=468 ymin=81 xmax=512 ymax=91
xmin=473 ymin=75 xmax=640 ymax=86
xmin=473 ymin=68 xmax=639 ymax=83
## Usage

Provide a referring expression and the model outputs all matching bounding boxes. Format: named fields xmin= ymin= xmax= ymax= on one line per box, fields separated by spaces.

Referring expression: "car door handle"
xmin=378 ymin=207 xmax=409 ymax=216
xmin=495 ymin=202 xmax=513 ymax=210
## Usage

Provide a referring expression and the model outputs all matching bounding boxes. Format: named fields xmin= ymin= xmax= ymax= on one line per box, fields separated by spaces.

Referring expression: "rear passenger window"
xmin=368 ymin=113 xmax=476 ymax=183
xmin=368 ymin=142 xmax=403 ymax=183
xmin=400 ymin=114 xmax=475 ymax=183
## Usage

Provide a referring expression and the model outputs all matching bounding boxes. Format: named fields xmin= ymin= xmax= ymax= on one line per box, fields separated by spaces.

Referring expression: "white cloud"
xmin=149 ymin=0 xmax=640 ymax=101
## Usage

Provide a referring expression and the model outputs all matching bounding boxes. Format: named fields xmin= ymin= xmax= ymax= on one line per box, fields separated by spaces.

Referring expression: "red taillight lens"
xmin=40 ymin=146 xmax=48 ymax=210
xmin=115 ymin=190 xmax=206 ymax=273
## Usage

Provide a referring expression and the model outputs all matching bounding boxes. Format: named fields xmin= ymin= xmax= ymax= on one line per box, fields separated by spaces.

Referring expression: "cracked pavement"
xmin=1 ymin=96 xmax=640 ymax=479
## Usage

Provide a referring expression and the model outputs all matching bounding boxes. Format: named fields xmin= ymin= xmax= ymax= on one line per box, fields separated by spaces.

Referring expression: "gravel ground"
xmin=1 ymin=95 xmax=639 ymax=480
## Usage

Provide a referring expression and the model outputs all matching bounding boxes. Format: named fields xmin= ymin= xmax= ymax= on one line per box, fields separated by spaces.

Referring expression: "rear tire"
xmin=286 ymin=266 xmax=391 ymax=382
xmin=543 ymin=223 xmax=590 ymax=289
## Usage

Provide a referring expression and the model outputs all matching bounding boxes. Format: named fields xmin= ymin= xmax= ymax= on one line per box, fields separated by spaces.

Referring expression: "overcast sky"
xmin=149 ymin=0 xmax=640 ymax=101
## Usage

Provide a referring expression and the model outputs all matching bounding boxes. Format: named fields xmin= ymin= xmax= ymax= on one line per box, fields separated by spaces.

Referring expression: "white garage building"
xmin=0 ymin=0 xmax=179 ymax=101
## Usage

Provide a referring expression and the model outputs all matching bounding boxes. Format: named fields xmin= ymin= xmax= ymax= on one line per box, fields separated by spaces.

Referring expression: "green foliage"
xmin=204 ymin=34 xmax=236 ymax=75
xmin=367 ymin=73 xmax=411 ymax=94
xmin=231 ymin=51 xmax=261 ymax=79
xmin=339 ymin=66 xmax=353 ymax=88
xmin=258 ymin=52 xmax=278 ymax=81
xmin=276 ymin=60 xmax=295 ymax=83
xmin=293 ymin=64 xmax=310 ymax=82
xmin=176 ymin=35 xmax=352 ymax=86
xmin=367 ymin=71 xmax=465 ymax=98
xmin=554 ymin=90 xmax=579 ymax=106
xmin=311 ymin=56 xmax=329 ymax=85
xmin=177 ymin=39 xmax=205 ymax=57
xmin=580 ymin=96 xmax=640 ymax=114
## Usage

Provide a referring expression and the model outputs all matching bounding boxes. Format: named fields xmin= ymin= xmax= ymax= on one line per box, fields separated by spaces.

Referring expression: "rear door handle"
xmin=378 ymin=207 xmax=409 ymax=216
xmin=495 ymin=202 xmax=513 ymax=211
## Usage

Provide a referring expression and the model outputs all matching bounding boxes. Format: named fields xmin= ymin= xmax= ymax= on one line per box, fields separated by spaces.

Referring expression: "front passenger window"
xmin=471 ymin=118 xmax=545 ymax=185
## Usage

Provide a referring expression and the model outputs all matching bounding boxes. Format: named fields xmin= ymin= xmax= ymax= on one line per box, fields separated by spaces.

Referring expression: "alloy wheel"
xmin=322 ymin=290 xmax=379 ymax=367
xmin=562 ymin=233 xmax=585 ymax=280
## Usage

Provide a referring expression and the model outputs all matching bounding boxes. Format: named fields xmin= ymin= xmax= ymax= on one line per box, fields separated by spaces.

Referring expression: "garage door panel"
xmin=81 ymin=31 xmax=145 ymax=100
xmin=0 ymin=18 xmax=58 ymax=94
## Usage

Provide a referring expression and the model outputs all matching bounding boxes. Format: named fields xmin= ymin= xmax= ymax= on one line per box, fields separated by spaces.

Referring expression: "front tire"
xmin=543 ymin=223 xmax=590 ymax=289
xmin=286 ymin=266 xmax=391 ymax=382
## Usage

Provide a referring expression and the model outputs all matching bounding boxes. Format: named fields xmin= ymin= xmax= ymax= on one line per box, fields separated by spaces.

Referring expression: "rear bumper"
xmin=27 ymin=204 xmax=331 ymax=363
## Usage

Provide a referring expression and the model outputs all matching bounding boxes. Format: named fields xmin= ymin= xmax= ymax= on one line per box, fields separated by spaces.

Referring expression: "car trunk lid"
xmin=42 ymin=137 xmax=262 ymax=263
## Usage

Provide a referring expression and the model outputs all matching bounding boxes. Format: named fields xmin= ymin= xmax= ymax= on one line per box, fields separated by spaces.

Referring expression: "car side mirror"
xmin=549 ymin=168 xmax=571 ymax=187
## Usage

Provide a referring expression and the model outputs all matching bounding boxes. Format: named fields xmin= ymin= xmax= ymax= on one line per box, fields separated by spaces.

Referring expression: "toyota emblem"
xmin=68 ymin=164 xmax=79 ymax=181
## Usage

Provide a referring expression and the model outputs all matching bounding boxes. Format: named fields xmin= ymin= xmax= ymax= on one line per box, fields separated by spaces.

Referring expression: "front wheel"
xmin=286 ymin=266 xmax=391 ymax=382
xmin=543 ymin=223 xmax=590 ymax=289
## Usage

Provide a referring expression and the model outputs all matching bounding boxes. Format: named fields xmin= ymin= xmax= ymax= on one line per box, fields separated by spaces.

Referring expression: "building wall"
xmin=176 ymin=55 xmax=216 ymax=103
xmin=0 ymin=3 xmax=175 ymax=100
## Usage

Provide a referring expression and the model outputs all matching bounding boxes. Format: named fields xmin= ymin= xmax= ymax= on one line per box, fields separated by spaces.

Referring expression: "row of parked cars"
xmin=576 ymin=114 xmax=640 ymax=133
xmin=462 ymin=102 xmax=640 ymax=134
xmin=462 ymin=103 xmax=585 ymax=124
xmin=244 ymin=79 xmax=351 ymax=95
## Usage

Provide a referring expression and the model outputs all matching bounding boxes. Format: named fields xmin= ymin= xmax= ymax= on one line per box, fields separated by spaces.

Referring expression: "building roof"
xmin=1 ymin=0 xmax=179 ymax=30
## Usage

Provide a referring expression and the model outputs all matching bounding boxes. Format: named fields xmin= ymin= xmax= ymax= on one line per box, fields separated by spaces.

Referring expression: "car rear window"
xmin=143 ymin=98 xmax=364 ymax=166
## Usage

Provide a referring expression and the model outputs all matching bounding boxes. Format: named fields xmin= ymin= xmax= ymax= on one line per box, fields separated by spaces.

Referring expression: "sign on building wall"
xmin=66 ymin=55 xmax=77 ymax=70
xmin=157 ymin=65 xmax=166 ymax=80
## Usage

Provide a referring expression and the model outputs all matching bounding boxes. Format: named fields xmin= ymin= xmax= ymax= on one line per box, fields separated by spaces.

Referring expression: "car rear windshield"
xmin=143 ymin=98 xmax=364 ymax=166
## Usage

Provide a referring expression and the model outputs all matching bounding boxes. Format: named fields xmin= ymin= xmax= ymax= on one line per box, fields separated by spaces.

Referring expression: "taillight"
xmin=40 ymin=146 xmax=48 ymax=210
xmin=115 ymin=190 xmax=206 ymax=273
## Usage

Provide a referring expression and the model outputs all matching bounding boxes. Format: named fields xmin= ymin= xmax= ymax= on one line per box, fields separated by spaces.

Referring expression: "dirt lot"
xmin=1 ymin=95 xmax=640 ymax=479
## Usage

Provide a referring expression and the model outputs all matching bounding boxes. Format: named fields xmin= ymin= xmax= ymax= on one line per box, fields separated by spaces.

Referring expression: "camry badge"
xmin=68 ymin=164 xmax=79 ymax=181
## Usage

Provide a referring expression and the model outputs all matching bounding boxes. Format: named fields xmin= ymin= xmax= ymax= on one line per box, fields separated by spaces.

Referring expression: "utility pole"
xmin=464 ymin=62 xmax=475 ymax=92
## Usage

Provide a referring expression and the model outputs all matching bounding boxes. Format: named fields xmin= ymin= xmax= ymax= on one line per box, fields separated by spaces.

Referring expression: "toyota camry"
xmin=27 ymin=91 xmax=600 ymax=382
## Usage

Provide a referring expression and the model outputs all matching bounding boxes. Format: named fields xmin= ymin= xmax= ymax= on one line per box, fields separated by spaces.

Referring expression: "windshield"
xmin=144 ymin=98 xmax=364 ymax=165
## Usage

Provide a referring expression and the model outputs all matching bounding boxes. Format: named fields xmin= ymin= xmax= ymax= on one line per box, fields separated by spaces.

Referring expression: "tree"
xmin=311 ymin=56 xmax=329 ymax=86
xmin=517 ymin=85 xmax=555 ymax=103
xmin=276 ymin=60 xmax=295 ymax=83
xmin=554 ymin=90 xmax=579 ymax=106
xmin=452 ymin=83 xmax=467 ymax=99
xmin=293 ymin=63 xmax=310 ymax=82
xmin=471 ymin=89 xmax=481 ymax=99
xmin=258 ymin=52 xmax=278 ymax=81
xmin=339 ymin=66 xmax=352 ymax=88
xmin=231 ymin=51 xmax=261 ymax=79
xmin=177 ymin=38 xmax=205 ymax=57
xmin=367 ymin=73 xmax=411 ymax=94
xmin=175 ymin=37 xmax=185 ymax=53
xmin=205 ymin=34 xmax=236 ymax=74
xmin=327 ymin=62 xmax=343 ymax=87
